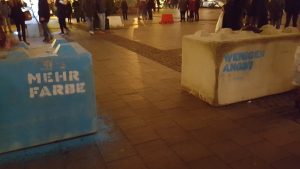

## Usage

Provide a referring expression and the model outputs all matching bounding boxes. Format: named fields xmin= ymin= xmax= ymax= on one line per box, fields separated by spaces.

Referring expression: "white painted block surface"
xmin=182 ymin=26 xmax=300 ymax=106
xmin=107 ymin=16 xmax=124 ymax=28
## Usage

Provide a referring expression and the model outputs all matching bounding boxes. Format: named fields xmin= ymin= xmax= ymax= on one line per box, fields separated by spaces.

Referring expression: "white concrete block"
xmin=182 ymin=28 xmax=300 ymax=106
xmin=107 ymin=16 xmax=124 ymax=28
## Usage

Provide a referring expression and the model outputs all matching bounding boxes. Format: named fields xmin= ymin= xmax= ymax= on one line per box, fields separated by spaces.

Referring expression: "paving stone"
xmin=208 ymin=140 xmax=252 ymax=163
xmin=0 ymin=162 xmax=24 ymax=169
xmin=98 ymin=139 xmax=137 ymax=162
xmin=123 ymin=126 xmax=160 ymax=145
xmin=230 ymin=156 xmax=273 ymax=169
xmin=135 ymin=140 xmax=188 ymax=169
xmin=155 ymin=126 xmax=191 ymax=145
xmin=133 ymin=107 xmax=166 ymax=120
xmin=282 ymin=141 xmax=300 ymax=157
xmin=116 ymin=116 xmax=147 ymax=131
xmin=271 ymin=155 xmax=300 ymax=169
xmin=170 ymin=139 xmax=213 ymax=162
xmin=126 ymin=99 xmax=155 ymax=110
xmin=171 ymin=113 xmax=208 ymax=130
xmin=145 ymin=115 xmax=178 ymax=130
xmin=64 ymin=144 xmax=100 ymax=161
xmin=65 ymin=155 xmax=106 ymax=169
xmin=188 ymin=156 xmax=232 ymax=169
xmin=190 ymin=127 xmax=229 ymax=146
xmin=246 ymin=141 xmax=291 ymax=163
xmin=106 ymin=156 xmax=147 ymax=169
xmin=225 ymin=127 xmax=264 ymax=146
xmin=208 ymin=119 xmax=240 ymax=132
xmin=101 ymin=106 xmax=136 ymax=120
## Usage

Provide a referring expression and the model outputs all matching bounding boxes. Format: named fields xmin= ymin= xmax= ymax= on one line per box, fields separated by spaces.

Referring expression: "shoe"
xmin=59 ymin=32 xmax=64 ymax=35
xmin=24 ymin=41 xmax=30 ymax=45
xmin=89 ymin=31 xmax=94 ymax=35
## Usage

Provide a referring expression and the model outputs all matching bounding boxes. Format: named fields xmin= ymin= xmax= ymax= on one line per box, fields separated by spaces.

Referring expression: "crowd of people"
xmin=222 ymin=0 xmax=300 ymax=31
xmin=0 ymin=0 xmax=30 ymax=46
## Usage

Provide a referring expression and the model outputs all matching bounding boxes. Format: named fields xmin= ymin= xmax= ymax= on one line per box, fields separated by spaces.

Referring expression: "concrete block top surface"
xmin=184 ymin=26 xmax=300 ymax=43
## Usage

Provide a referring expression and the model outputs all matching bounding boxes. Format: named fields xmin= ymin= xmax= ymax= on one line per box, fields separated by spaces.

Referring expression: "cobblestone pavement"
xmin=1 ymin=8 xmax=300 ymax=169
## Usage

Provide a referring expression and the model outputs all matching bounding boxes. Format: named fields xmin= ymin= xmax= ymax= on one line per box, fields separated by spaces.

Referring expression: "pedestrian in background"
xmin=188 ymin=0 xmax=195 ymax=21
xmin=81 ymin=0 xmax=96 ymax=34
xmin=156 ymin=0 xmax=160 ymax=12
xmin=247 ymin=0 xmax=268 ymax=28
xmin=10 ymin=0 xmax=29 ymax=45
xmin=121 ymin=0 xmax=128 ymax=20
xmin=72 ymin=0 xmax=80 ymax=23
xmin=194 ymin=0 xmax=200 ymax=21
xmin=268 ymin=0 xmax=284 ymax=29
xmin=0 ymin=0 xmax=12 ymax=33
xmin=178 ymin=0 xmax=187 ymax=22
xmin=147 ymin=0 xmax=155 ymax=20
xmin=66 ymin=0 xmax=72 ymax=24
xmin=55 ymin=0 xmax=69 ymax=35
xmin=222 ymin=0 xmax=247 ymax=30
xmin=284 ymin=0 xmax=300 ymax=27
xmin=96 ymin=0 xmax=106 ymax=31
xmin=38 ymin=0 xmax=53 ymax=42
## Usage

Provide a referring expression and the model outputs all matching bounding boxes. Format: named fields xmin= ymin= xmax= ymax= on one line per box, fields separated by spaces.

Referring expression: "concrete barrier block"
xmin=0 ymin=42 xmax=97 ymax=153
xmin=182 ymin=30 xmax=300 ymax=106
xmin=107 ymin=16 xmax=124 ymax=28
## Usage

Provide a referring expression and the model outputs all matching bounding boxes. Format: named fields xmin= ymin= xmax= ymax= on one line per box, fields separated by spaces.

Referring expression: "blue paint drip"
xmin=0 ymin=117 xmax=111 ymax=165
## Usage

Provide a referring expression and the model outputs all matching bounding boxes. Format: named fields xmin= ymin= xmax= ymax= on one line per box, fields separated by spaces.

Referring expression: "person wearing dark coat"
xmin=10 ymin=0 xmax=29 ymax=44
xmin=147 ymin=0 xmax=155 ymax=20
xmin=66 ymin=0 xmax=72 ymax=23
xmin=222 ymin=0 xmax=247 ymax=30
xmin=194 ymin=0 xmax=200 ymax=21
xmin=248 ymin=0 xmax=268 ymax=28
xmin=81 ymin=0 xmax=97 ymax=34
xmin=121 ymin=0 xmax=128 ymax=20
xmin=38 ymin=0 xmax=53 ymax=42
xmin=72 ymin=0 xmax=81 ymax=23
xmin=268 ymin=0 xmax=284 ymax=29
xmin=178 ymin=0 xmax=187 ymax=21
xmin=284 ymin=0 xmax=300 ymax=27
xmin=55 ymin=0 xmax=69 ymax=34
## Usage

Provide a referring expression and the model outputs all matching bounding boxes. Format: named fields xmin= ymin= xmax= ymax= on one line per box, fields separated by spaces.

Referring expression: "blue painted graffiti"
xmin=223 ymin=50 xmax=265 ymax=73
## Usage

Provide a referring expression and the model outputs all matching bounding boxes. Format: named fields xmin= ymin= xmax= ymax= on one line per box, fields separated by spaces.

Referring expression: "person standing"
xmin=194 ymin=0 xmax=200 ymax=21
xmin=10 ymin=0 xmax=29 ymax=45
xmin=178 ymin=0 xmax=187 ymax=22
xmin=147 ymin=0 xmax=155 ymax=20
xmin=81 ymin=0 xmax=97 ymax=34
xmin=284 ymin=0 xmax=300 ymax=27
xmin=156 ymin=0 xmax=161 ymax=12
xmin=121 ymin=0 xmax=128 ymax=20
xmin=72 ymin=0 xmax=80 ymax=23
xmin=188 ymin=0 xmax=195 ymax=21
xmin=55 ymin=0 xmax=69 ymax=35
xmin=96 ymin=0 xmax=106 ymax=31
xmin=248 ymin=0 xmax=268 ymax=28
xmin=268 ymin=0 xmax=284 ymax=29
xmin=0 ymin=0 xmax=12 ymax=33
xmin=222 ymin=0 xmax=248 ymax=30
xmin=66 ymin=0 xmax=72 ymax=24
xmin=38 ymin=0 xmax=53 ymax=42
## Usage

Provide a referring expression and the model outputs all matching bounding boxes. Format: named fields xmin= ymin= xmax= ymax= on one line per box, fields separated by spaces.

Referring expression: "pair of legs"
xmin=41 ymin=21 xmax=53 ymax=42
xmin=87 ymin=13 xmax=106 ymax=34
xmin=58 ymin=17 xmax=69 ymax=34
xmin=122 ymin=10 xmax=128 ymax=20
xmin=15 ymin=21 xmax=29 ymax=44
xmin=285 ymin=12 xmax=299 ymax=27
xmin=194 ymin=9 xmax=199 ymax=21
xmin=180 ymin=10 xmax=186 ymax=21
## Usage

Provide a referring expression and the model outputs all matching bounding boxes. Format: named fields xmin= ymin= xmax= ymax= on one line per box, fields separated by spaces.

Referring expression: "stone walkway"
xmin=1 ymin=8 xmax=300 ymax=169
